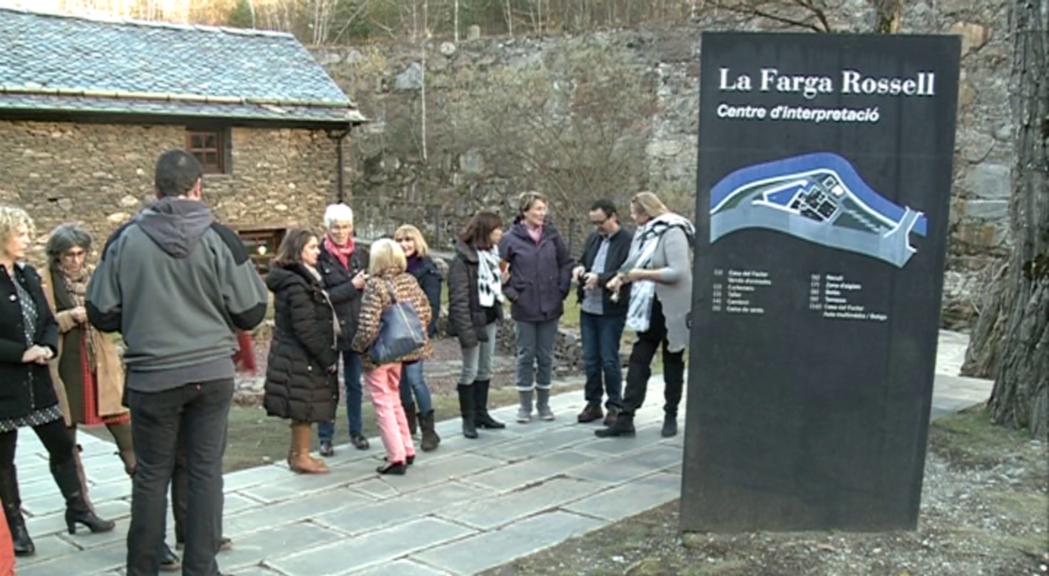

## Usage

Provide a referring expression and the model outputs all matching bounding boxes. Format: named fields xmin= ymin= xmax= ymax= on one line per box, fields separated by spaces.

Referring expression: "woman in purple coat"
xmin=498 ymin=192 xmax=574 ymax=423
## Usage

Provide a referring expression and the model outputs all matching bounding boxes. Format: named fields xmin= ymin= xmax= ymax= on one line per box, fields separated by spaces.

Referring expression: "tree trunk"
xmin=963 ymin=0 xmax=1049 ymax=440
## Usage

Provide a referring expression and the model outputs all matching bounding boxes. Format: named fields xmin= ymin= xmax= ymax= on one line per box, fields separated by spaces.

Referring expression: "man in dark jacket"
xmin=87 ymin=150 xmax=267 ymax=576
xmin=573 ymin=199 xmax=633 ymax=426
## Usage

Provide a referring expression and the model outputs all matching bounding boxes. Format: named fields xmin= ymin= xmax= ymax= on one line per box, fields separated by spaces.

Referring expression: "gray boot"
xmin=516 ymin=390 xmax=533 ymax=423
xmin=536 ymin=388 xmax=555 ymax=421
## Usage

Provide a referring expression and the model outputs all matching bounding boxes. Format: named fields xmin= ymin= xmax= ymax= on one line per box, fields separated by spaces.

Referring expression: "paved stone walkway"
xmin=11 ymin=331 xmax=991 ymax=576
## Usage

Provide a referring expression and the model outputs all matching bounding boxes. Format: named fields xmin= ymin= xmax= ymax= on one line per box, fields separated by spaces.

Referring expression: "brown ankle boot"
xmin=288 ymin=423 xmax=328 ymax=474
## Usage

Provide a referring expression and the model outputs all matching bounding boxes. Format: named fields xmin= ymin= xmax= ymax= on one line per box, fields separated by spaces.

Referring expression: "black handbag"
xmin=369 ymin=281 xmax=426 ymax=364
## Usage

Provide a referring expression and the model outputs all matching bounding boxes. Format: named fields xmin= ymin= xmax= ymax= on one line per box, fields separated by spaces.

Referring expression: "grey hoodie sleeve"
xmin=210 ymin=224 xmax=268 ymax=330
xmin=86 ymin=230 xmax=125 ymax=333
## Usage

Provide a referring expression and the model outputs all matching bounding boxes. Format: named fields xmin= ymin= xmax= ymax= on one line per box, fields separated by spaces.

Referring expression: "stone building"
xmin=0 ymin=7 xmax=363 ymax=270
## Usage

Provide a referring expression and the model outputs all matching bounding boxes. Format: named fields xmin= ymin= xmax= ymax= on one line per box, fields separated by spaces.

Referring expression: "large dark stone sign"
xmin=682 ymin=32 xmax=960 ymax=532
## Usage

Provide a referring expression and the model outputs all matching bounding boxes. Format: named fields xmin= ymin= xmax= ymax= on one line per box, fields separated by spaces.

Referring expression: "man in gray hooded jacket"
xmin=87 ymin=150 xmax=267 ymax=576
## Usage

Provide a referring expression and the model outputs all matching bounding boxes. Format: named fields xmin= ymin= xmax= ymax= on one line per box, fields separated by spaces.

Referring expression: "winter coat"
xmin=499 ymin=220 xmax=574 ymax=323
xmin=351 ymin=271 xmax=433 ymax=371
xmin=0 ymin=263 xmax=60 ymax=421
xmin=317 ymin=242 xmax=369 ymax=350
xmin=263 ymin=264 xmax=339 ymax=423
xmin=576 ymin=227 xmax=634 ymax=317
xmin=621 ymin=222 xmax=694 ymax=352
xmin=446 ymin=240 xmax=503 ymax=349
xmin=42 ymin=265 xmax=127 ymax=426
xmin=407 ymin=255 xmax=442 ymax=338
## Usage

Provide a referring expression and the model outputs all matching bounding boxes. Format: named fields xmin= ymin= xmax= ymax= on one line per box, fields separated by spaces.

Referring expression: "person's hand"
xmin=584 ymin=273 xmax=599 ymax=291
xmin=572 ymin=266 xmax=585 ymax=282
xmin=71 ymin=306 xmax=87 ymax=324
xmin=500 ymin=269 xmax=511 ymax=284
xmin=352 ymin=271 xmax=367 ymax=290
xmin=605 ymin=274 xmax=624 ymax=292
xmin=22 ymin=345 xmax=52 ymax=364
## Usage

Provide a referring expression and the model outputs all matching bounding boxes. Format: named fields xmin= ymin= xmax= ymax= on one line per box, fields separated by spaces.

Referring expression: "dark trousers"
xmin=318 ymin=349 xmax=364 ymax=440
xmin=581 ymin=311 xmax=626 ymax=410
xmin=126 ymin=378 xmax=233 ymax=576
xmin=173 ymin=421 xmax=226 ymax=547
xmin=0 ymin=418 xmax=78 ymax=516
xmin=621 ymin=298 xmax=684 ymax=418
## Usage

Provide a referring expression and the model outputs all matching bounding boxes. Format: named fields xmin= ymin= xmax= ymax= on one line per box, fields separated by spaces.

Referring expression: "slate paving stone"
xmin=563 ymin=471 xmax=681 ymax=521
xmin=215 ymin=521 xmax=344 ymax=572
xmin=267 ymin=517 xmax=475 ymax=575
xmin=315 ymin=480 xmax=490 ymax=535
xmin=415 ymin=510 xmax=603 ymax=575
xmin=469 ymin=450 xmax=597 ymax=492
xmin=436 ymin=476 xmax=601 ymax=530
xmin=348 ymin=559 xmax=453 ymax=576
xmin=8 ymin=534 xmax=81 ymax=569
xmin=223 ymin=463 xmax=299 ymax=492
xmin=225 ymin=489 xmax=373 ymax=537
xmin=475 ymin=427 xmax=588 ymax=461
xmin=348 ymin=477 xmax=402 ymax=500
xmin=563 ymin=452 xmax=665 ymax=486
xmin=375 ymin=453 xmax=505 ymax=493
xmin=15 ymin=537 xmax=117 ymax=570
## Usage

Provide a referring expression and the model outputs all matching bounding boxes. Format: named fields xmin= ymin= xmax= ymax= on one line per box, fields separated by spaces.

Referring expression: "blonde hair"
xmin=0 ymin=205 xmax=35 ymax=253
xmin=631 ymin=191 xmax=669 ymax=220
xmin=393 ymin=224 xmax=430 ymax=258
xmin=368 ymin=238 xmax=407 ymax=275
xmin=517 ymin=191 xmax=548 ymax=217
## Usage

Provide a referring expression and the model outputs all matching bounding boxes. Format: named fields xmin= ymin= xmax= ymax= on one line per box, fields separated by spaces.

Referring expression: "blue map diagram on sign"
xmin=709 ymin=153 xmax=928 ymax=268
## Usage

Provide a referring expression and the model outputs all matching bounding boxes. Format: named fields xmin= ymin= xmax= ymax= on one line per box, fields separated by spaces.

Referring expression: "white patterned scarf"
xmin=625 ymin=213 xmax=695 ymax=333
xmin=477 ymin=246 xmax=504 ymax=308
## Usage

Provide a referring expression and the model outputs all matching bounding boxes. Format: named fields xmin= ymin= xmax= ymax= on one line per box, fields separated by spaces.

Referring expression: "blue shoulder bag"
xmin=369 ymin=280 xmax=426 ymax=364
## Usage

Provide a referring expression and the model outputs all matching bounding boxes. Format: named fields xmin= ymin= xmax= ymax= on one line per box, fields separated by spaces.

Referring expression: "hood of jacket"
xmin=266 ymin=264 xmax=319 ymax=293
xmin=135 ymin=197 xmax=214 ymax=258
xmin=455 ymin=240 xmax=480 ymax=263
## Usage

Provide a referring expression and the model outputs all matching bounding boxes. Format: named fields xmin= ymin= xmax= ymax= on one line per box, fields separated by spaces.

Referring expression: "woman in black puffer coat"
xmin=264 ymin=229 xmax=339 ymax=475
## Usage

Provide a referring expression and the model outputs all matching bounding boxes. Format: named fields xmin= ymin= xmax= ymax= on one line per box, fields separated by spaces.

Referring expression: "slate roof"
xmin=0 ymin=7 xmax=364 ymax=126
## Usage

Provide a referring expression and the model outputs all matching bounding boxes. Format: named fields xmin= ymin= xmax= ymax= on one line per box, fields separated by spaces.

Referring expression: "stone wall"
xmin=0 ymin=121 xmax=344 ymax=263
xmin=318 ymin=0 xmax=1012 ymax=329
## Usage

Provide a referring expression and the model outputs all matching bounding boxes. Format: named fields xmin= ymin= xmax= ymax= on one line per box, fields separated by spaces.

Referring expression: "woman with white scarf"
xmin=595 ymin=192 xmax=694 ymax=439
xmin=447 ymin=211 xmax=508 ymax=438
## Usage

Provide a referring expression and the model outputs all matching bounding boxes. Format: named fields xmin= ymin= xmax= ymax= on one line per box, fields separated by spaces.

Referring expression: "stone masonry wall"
xmin=318 ymin=0 xmax=1012 ymax=329
xmin=0 ymin=121 xmax=343 ymax=263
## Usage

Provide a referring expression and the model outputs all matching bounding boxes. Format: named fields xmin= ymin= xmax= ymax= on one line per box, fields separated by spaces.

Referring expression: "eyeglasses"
xmin=590 ymin=219 xmax=608 ymax=227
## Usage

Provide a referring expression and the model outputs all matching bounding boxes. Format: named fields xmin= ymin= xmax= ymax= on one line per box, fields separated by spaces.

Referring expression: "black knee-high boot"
xmin=51 ymin=457 xmax=115 ymax=534
xmin=0 ymin=464 xmax=34 ymax=556
xmin=457 ymin=384 xmax=478 ymax=439
xmin=473 ymin=380 xmax=505 ymax=429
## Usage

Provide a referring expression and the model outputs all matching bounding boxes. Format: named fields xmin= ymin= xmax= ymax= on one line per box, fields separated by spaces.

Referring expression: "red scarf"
xmin=324 ymin=234 xmax=355 ymax=270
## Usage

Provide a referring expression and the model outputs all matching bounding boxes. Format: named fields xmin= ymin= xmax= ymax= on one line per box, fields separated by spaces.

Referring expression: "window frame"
xmin=185 ymin=126 xmax=231 ymax=175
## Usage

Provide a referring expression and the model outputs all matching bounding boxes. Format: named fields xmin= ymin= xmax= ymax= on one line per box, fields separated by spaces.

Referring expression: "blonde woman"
xmin=0 ymin=206 xmax=113 ymax=557
xmin=351 ymin=239 xmax=432 ymax=475
xmin=393 ymin=225 xmax=442 ymax=451
xmin=596 ymin=192 xmax=694 ymax=439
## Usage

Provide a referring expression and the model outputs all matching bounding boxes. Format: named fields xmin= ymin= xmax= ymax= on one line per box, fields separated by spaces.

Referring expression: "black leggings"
xmin=0 ymin=418 xmax=77 ymax=508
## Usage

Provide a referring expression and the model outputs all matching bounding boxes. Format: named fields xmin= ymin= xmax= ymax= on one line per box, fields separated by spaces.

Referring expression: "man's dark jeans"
xmin=126 ymin=378 xmax=233 ymax=576
xmin=621 ymin=298 xmax=684 ymax=418
xmin=581 ymin=311 xmax=626 ymax=410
